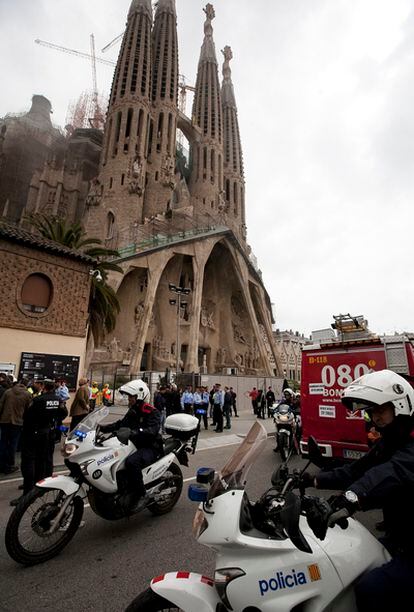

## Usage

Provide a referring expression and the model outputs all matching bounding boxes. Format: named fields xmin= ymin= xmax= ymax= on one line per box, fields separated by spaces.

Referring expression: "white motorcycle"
xmin=5 ymin=407 xmax=199 ymax=565
xmin=272 ymin=402 xmax=300 ymax=462
xmin=126 ymin=421 xmax=390 ymax=611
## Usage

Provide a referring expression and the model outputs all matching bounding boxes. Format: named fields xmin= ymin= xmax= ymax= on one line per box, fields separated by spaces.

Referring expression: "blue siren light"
xmin=74 ymin=430 xmax=87 ymax=439
xmin=196 ymin=467 xmax=215 ymax=484
xmin=188 ymin=483 xmax=209 ymax=502
xmin=59 ymin=425 xmax=69 ymax=432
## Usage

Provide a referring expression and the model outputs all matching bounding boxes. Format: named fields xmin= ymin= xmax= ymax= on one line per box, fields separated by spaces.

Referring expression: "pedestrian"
xmin=10 ymin=379 xmax=67 ymax=506
xmin=154 ymin=386 xmax=167 ymax=434
xmin=265 ymin=386 xmax=276 ymax=418
xmin=168 ymin=383 xmax=181 ymax=415
xmin=0 ymin=379 xmax=31 ymax=474
xmin=89 ymin=381 xmax=99 ymax=411
xmin=209 ymin=386 xmax=215 ymax=421
xmin=256 ymin=389 xmax=266 ymax=419
xmin=201 ymin=386 xmax=210 ymax=429
xmin=302 ymin=370 xmax=414 ymax=612
xmin=102 ymin=383 xmax=112 ymax=406
xmin=69 ymin=377 xmax=90 ymax=431
xmin=247 ymin=387 xmax=259 ymax=415
xmin=213 ymin=383 xmax=224 ymax=432
xmin=223 ymin=386 xmax=232 ymax=429
xmin=54 ymin=379 xmax=69 ymax=444
xmin=181 ymin=385 xmax=194 ymax=414
xmin=0 ymin=373 xmax=11 ymax=401
xmin=194 ymin=387 xmax=208 ymax=430
xmin=229 ymin=387 xmax=238 ymax=417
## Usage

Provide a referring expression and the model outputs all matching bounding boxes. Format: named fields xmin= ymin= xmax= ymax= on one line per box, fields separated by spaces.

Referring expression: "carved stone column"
xmin=185 ymin=245 xmax=210 ymax=372
xmin=129 ymin=252 xmax=171 ymax=374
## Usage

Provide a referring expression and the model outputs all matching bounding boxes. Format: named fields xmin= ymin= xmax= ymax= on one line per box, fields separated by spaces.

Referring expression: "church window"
xmin=109 ymin=177 xmax=113 ymax=189
xmin=218 ymin=154 xmax=222 ymax=190
xmin=157 ymin=113 xmax=164 ymax=152
xmin=225 ymin=179 xmax=230 ymax=202
xmin=121 ymin=174 xmax=125 ymax=185
xmin=106 ymin=212 xmax=115 ymax=239
xmin=155 ymin=171 xmax=159 ymax=181
xmin=210 ymin=150 xmax=215 ymax=183
xmin=167 ymin=113 xmax=173 ymax=155
xmin=113 ymin=111 xmax=122 ymax=156
xmin=137 ymin=109 xmax=144 ymax=145
xmin=103 ymin=118 xmax=112 ymax=165
xmin=147 ymin=119 xmax=154 ymax=156
xmin=234 ymin=182 xmax=238 ymax=207
xmin=21 ymin=274 xmax=53 ymax=314
xmin=125 ymin=108 xmax=133 ymax=138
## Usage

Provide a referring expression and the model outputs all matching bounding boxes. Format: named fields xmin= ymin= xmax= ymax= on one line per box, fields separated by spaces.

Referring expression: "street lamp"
xmin=169 ymin=282 xmax=191 ymax=379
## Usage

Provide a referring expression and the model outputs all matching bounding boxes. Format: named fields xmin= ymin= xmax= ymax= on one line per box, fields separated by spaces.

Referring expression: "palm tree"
xmin=26 ymin=214 xmax=122 ymax=344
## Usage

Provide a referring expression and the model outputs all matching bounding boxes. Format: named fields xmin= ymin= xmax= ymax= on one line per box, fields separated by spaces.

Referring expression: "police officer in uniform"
xmin=10 ymin=379 xmax=67 ymax=506
xmin=100 ymin=379 xmax=162 ymax=511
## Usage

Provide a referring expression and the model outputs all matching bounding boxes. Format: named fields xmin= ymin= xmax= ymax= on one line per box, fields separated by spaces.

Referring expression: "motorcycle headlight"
xmin=62 ymin=443 xmax=78 ymax=458
xmin=192 ymin=507 xmax=208 ymax=539
xmin=215 ymin=568 xmax=246 ymax=609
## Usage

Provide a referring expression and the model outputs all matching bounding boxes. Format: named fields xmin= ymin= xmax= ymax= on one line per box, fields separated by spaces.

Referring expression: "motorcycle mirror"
xmin=271 ymin=463 xmax=288 ymax=487
xmin=280 ymin=491 xmax=312 ymax=554
xmin=308 ymin=436 xmax=325 ymax=468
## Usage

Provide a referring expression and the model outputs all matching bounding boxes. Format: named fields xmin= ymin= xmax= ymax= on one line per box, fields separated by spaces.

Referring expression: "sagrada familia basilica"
xmin=0 ymin=0 xmax=282 ymax=377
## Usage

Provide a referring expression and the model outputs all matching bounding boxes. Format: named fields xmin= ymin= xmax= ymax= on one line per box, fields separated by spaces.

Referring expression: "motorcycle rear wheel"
xmin=149 ymin=462 xmax=183 ymax=516
xmin=5 ymin=487 xmax=84 ymax=565
xmin=125 ymin=587 xmax=182 ymax=611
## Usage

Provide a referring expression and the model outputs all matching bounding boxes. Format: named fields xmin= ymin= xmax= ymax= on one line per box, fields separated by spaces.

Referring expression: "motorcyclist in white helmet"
xmin=100 ymin=379 xmax=162 ymax=511
xmin=302 ymin=370 xmax=414 ymax=612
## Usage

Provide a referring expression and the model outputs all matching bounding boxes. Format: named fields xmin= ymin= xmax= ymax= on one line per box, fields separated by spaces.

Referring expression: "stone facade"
xmin=273 ymin=329 xmax=310 ymax=382
xmin=0 ymin=226 xmax=92 ymax=337
xmin=85 ymin=0 xmax=282 ymax=376
xmin=0 ymin=224 xmax=92 ymax=379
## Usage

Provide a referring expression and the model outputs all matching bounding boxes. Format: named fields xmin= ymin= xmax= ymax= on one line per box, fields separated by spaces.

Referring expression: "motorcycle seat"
xmin=163 ymin=437 xmax=182 ymax=455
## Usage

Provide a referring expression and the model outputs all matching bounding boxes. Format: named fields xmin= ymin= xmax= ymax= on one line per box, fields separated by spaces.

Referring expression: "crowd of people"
xmin=152 ymin=383 xmax=238 ymax=433
xmin=0 ymin=374 xmax=68 ymax=506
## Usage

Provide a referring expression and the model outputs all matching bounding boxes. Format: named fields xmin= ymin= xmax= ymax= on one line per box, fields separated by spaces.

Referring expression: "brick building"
xmin=0 ymin=223 xmax=93 ymax=381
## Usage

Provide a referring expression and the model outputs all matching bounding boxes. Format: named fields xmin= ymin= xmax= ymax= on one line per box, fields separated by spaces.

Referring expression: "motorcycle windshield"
xmin=208 ymin=421 xmax=267 ymax=500
xmin=68 ymin=406 xmax=110 ymax=439
xmin=277 ymin=403 xmax=291 ymax=414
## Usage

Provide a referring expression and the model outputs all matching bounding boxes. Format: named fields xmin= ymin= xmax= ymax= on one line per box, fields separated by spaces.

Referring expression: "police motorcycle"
xmin=126 ymin=421 xmax=389 ymax=611
xmin=272 ymin=402 xmax=300 ymax=462
xmin=5 ymin=406 xmax=199 ymax=565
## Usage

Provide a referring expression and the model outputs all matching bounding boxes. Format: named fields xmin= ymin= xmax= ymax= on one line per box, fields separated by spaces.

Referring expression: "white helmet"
xmin=342 ymin=369 xmax=414 ymax=417
xmin=283 ymin=388 xmax=294 ymax=397
xmin=118 ymin=379 xmax=150 ymax=402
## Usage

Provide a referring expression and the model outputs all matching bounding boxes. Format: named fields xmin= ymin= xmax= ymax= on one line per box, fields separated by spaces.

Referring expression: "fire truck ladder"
xmin=383 ymin=335 xmax=409 ymax=375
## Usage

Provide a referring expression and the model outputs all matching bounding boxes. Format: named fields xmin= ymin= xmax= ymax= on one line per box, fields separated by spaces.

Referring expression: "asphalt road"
xmin=0 ymin=437 xmax=382 ymax=612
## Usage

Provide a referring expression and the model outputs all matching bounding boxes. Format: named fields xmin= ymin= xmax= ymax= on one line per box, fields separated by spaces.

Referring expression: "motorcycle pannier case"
xmin=165 ymin=414 xmax=199 ymax=440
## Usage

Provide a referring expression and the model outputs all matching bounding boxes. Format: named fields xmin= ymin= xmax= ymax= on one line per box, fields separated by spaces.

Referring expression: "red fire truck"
xmin=300 ymin=314 xmax=414 ymax=460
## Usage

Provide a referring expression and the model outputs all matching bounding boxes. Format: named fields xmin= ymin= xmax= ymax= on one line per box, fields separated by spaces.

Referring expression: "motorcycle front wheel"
xmin=278 ymin=432 xmax=289 ymax=462
xmin=5 ymin=487 xmax=84 ymax=565
xmin=125 ymin=588 xmax=183 ymax=611
xmin=149 ymin=462 xmax=183 ymax=516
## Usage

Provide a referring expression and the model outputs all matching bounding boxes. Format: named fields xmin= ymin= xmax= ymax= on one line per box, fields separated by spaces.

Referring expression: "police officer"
xmin=100 ymin=379 xmax=161 ymax=511
xmin=10 ymin=379 xmax=67 ymax=506
xmin=303 ymin=370 xmax=414 ymax=611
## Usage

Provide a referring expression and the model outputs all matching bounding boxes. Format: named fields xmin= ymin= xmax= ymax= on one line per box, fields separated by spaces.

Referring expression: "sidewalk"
xmin=0 ymin=407 xmax=275 ymax=483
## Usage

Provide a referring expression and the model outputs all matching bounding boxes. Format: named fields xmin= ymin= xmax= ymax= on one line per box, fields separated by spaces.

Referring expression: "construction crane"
xmin=35 ymin=38 xmax=116 ymax=67
xmin=177 ymin=74 xmax=195 ymax=149
xmin=35 ymin=37 xmax=114 ymax=129
xmin=101 ymin=32 xmax=124 ymax=53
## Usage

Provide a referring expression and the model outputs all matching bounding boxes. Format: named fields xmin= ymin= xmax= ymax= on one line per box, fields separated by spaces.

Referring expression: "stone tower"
xmin=188 ymin=4 xmax=224 ymax=220
xmin=86 ymin=0 xmax=153 ymax=248
xmin=221 ymin=46 xmax=246 ymax=241
xmin=143 ymin=0 xmax=179 ymax=218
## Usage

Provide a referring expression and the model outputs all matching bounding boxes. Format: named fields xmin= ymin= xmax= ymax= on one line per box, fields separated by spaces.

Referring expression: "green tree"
xmin=26 ymin=214 xmax=122 ymax=343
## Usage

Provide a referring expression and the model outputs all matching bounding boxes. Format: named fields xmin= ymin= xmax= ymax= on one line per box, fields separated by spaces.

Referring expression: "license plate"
xmin=343 ymin=449 xmax=366 ymax=460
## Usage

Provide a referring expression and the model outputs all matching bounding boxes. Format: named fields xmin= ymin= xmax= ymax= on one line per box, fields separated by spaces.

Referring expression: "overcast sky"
xmin=1 ymin=0 xmax=414 ymax=338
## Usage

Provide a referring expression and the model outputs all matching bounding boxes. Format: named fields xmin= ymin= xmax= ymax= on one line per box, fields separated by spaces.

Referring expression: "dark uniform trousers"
xmin=125 ymin=447 xmax=158 ymax=497
xmin=21 ymin=429 xmax=55 ymax=494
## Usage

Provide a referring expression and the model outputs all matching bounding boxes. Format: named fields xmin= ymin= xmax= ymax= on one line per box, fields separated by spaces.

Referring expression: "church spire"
xmin=143 ymin=0 xmax=179 ymax=218
xmin=221 ymin=46 xmax=246 ymax=240
xmin=85 ymin=0 xmax=153 ymax=247
xmin=189 ymin=4 xmax=224 ymax=219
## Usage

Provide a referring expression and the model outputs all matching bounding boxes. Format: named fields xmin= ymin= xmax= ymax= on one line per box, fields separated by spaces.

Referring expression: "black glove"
xmin=327 ymin=492 xmax=359 ymax=529
xmin=301 ymin=472 xmax=317 ymax=489
xmin=116 ymin=427 xmax=132 ymax=445
xmin=303 ymin=495 xmax=331 ymax=540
